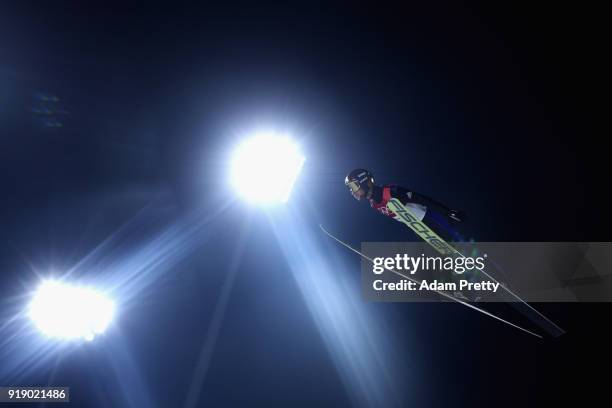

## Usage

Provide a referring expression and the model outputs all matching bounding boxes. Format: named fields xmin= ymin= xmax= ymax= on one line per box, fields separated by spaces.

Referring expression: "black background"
xmin=0 ymin=2 xmax=609 ymax=407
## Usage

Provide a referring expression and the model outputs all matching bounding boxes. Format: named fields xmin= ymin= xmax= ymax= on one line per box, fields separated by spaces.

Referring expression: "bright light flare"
xmin=230 ymin=132 xmax=305 ymax=203
xmin=28 ymin=280 xmax=115 ymax=341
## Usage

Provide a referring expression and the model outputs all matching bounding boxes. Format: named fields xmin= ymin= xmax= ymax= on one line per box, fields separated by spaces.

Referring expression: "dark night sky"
xmin=0 ymin=2 xmax=609 ymax=407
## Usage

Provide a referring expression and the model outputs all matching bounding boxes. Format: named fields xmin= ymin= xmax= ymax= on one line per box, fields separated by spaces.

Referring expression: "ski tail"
xmin=319 ymin=224 xmax=543 ymax=339
xmin=386 ymin=198 xmax=564 ymax=337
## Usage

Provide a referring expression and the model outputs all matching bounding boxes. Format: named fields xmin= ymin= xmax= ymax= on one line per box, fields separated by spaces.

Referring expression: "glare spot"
xmin=230 ymin=132 xmax=305 ymax=204
xmin=28 ymin=280 xmax=115 ymax=341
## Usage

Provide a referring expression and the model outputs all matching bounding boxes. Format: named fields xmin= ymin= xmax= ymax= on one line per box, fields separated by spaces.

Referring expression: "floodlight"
xmin=28 ymin=280 xmax=114 ymax=341
xmin=230 ymin=132 xmax=305 ymax=203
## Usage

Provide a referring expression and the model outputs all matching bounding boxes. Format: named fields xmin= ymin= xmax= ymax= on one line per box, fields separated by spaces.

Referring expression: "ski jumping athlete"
xmin=344 ymin=168 xmax=465 ymax=241
xmin=340 ymin=169 xmax=564 ymax=335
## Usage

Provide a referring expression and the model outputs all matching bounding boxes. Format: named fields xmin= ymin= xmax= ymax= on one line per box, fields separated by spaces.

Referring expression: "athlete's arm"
xmin=393 ymin=186 xmax=465 ymax=222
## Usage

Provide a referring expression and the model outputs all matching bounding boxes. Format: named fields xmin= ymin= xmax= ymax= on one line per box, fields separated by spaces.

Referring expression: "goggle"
xmin=346 ymin=180 xmax=361 ymax=194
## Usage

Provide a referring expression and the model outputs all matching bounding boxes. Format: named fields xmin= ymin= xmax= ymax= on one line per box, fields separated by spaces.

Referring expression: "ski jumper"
xmin=369 ymin=185 xmax=463 ymax=241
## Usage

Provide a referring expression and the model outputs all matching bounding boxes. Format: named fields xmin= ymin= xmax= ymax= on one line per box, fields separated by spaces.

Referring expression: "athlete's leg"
xmin=422 ymin=210 xmax=465 ymax=242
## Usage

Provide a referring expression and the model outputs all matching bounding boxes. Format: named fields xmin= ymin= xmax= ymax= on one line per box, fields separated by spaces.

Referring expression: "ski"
xmin=387 ymin=198 xmax=462 ymax=257
xmin=386 ymin=198 xmax=564 ymax=337
xmin=319 ymin=224 xmax=543 ymax=338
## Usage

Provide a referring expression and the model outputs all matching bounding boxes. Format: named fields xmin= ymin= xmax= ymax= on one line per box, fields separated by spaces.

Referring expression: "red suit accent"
xmin=369 ymin=186 xmax=395 ymax=217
